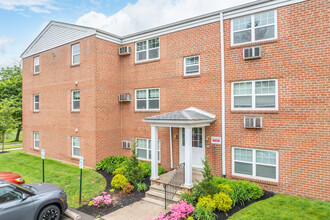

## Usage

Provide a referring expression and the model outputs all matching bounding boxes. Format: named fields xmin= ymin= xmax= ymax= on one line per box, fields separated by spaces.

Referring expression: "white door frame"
xmin=179 ymin=127 xmax=205 ymax=168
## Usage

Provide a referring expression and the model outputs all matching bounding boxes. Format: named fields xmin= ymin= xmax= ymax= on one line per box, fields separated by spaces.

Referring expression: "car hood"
xmin=0 ymin=171 xmax=20 ymax=179
xmin=24 ymin=183 xmax=63 ymax=194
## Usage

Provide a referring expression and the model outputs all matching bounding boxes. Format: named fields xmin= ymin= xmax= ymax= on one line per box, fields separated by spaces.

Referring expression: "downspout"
xmin=220 ymin=12 xmax=226 ymax=177
xmin=170 ymin=127 xmax=173 ymax=170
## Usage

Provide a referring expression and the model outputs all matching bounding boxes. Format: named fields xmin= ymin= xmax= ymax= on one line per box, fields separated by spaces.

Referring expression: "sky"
xmin=0 ymin=0 xmax=255 ymax=68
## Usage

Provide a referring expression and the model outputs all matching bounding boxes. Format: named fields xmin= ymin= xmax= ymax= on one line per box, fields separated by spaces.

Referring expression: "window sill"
xmin=33 ymin=73 xmax=40 ymax=75
xmin=71 ymin=156 xmax=80 ymax=161
xmin=231 ymin=175 xmax=278 ymax=186
xmin=135 ymin=59 xmax=160 ymax=65
xmin=135 ymin=110 xmax=160 ymax=113
xmin=231 ymin=39 xmax=278 ymax=49
xmin=71 ymin=64 xmax=80 ymax=68
xmin=71 ymin=110 xmax=80 ymax=113
xmin=231 ymin=110 xmax=278 ymax=114
xmin=32 ymin=148 xmax=40 ymax=152
xmin=183 ymin=74 xmax=200 ymax=79
xmin=33 ymin=111 xmax=39 ymax=113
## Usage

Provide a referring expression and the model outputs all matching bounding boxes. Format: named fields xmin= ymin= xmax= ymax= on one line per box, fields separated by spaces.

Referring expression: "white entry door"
xmin=179 ymin=127 xmax=205 ymax=168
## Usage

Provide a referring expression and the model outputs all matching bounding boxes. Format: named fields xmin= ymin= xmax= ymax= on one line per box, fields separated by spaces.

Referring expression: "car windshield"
xmin=21 ymin=185 xmax=38 ymax=193
xmin=1 ymin=180 xmax=35 ymax=194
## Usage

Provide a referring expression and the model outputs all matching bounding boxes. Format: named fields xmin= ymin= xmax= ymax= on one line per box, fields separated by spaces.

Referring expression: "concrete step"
xmin=142 ymin=197 xmax=165 ymax=207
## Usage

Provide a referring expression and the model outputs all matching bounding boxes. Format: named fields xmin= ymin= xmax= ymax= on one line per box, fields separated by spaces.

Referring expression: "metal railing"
xmin=164 ymin=163 xmax=185 ymax=209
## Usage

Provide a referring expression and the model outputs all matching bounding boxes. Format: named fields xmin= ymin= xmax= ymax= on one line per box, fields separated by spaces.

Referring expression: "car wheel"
xmin=38 ymin=205 xmax=61 ymax=220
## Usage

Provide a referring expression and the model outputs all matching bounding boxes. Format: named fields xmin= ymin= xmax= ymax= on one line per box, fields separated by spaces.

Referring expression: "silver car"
xmin=0 ymin=179 xmax=68 ymax=220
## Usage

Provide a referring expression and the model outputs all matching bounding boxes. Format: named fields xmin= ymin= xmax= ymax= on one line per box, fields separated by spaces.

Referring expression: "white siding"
xmin=21 ymin=23 xmax=96 ymax=58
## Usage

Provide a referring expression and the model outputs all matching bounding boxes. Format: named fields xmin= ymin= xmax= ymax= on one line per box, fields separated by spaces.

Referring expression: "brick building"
xmin=21 ymin=0 xmax=329 ymax=201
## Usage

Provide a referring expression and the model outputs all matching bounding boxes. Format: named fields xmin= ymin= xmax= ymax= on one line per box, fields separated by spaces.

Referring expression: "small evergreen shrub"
xmin=113 ymin=167 xmax=125 ymax=175
xmin=192 ymin=206 xmax=216 ymax=220
xmin=111 ymin=174 xmax=129 ymax=189
xmin=213 ymin=192 xmax=233 ymax=212
xmin=137 ymin=183 xmax=148 ymax=192
xmin=96 ymin=156 xmax=127 ymax=173
xmin=196 ymin=195 xmax=216 ymax=211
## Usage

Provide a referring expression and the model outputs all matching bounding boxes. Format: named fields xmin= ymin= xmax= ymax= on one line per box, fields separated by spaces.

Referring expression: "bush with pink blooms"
xmin=92 ymin=191 xmax=112 ymax=208
xmin=150 ymin=199 xmax=195 ymax=220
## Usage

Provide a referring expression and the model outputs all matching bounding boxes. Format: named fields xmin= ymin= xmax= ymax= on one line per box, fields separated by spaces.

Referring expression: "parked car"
xmin=0 ymin=179 xmax=68 ymax=220
xmin=0 ymin=172 xmax=25 ymax=184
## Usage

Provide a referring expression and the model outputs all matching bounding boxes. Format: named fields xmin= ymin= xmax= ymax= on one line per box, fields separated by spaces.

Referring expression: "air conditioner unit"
xmin=122 ymin=140 xmax=131 ymax=149
xmin=243 ymin=46 xmax=261 ymax=59
xmin=119 ymin=93 xmax=131 ymax=102
xmin=119 ymin=46 xmax=131 ymax=56
xmin=244 ymin=116 xmax=262 ymax=128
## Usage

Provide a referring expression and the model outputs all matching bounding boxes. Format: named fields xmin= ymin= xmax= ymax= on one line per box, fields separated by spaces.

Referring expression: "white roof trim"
xmin=21 ymin=0 xmax=307 ymax=58
xmin=186 ymin=107 xmax=216 ymax=119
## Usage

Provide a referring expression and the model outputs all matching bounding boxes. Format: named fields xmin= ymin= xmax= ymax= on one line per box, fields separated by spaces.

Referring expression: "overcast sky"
xmin=0 ymin=0 xmax=255 ymax=68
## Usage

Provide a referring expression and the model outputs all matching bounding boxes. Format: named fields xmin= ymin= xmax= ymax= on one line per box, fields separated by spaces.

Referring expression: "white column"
xmin=151 ymin=125 xmax=159 ymax=180
xmin=184 ymin=126 xmax=193 ymax=187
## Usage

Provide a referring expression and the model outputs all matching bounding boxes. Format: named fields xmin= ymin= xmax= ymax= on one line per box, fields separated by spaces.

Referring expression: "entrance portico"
xmin=143 ymin=107 xmax=215 ymax=188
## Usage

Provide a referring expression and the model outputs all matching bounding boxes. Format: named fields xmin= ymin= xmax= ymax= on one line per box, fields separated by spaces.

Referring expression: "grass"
xmin=3 ymin=144 xmax=22 ymax=150
xmin=0 ymin=150 xmax=106 ymax=208
xmin=229 ymin=194 xmax=330 ymax=220
xmin=1 ymin=130 xmax=23 ymax=145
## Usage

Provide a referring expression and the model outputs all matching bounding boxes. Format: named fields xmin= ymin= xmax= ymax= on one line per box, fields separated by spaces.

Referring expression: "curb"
xmin=64 ymin=209 xmax=81 ymax=220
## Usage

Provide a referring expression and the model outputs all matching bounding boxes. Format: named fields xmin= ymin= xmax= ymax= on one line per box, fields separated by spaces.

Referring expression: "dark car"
xmin=0 ymin=179 xmax=68 ymax=220
xmin=0 ymin=172 xmax=25 ymax=184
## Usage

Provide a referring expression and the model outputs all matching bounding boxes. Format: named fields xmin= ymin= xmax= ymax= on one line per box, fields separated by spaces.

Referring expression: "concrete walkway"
xmin=101 ymin=200 xmax=165 ymax=220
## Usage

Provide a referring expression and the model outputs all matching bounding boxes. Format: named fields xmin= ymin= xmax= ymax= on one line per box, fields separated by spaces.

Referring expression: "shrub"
xmin=187 ymin=217 xmax=194 ymax=220
xmin=96 ymin=156 xmax=127 ymax=173
xmin=213 ymin=177 xmax=264 ymax=206
xmin=88 ymin=201 xmax=94 ymax=206
xmin=138 ymin=163 xmax=149 ymax=177
xmin=213 ymin=192 xmax=233 ymax=212
xmin=110 ymin=189 xmax=115 ymax=193
xmin=92 ymin=191 xmax=112 ymax=208
xmin=181 ymin=191 xmax=197 ymax=206
xmin=121 ymin=183 xmax=134 ymax=194
xmin=113 ymin=167 xmax=125 ymax=175
xmin=218 ymin=184 xmax=233 ymax=195
xmin=124 ymin=158 xmax=145 ymax=186
xmin=111 ymin=174 xmax=129 ymax=189
xmin=137 ymin=183 xmax=148 ymax=192
xmin=192 ymin=206 xmax=216 ymax=220
xmin=158 ymin=166 xmax=166 ymax=175
xmin=196 ymin=195 xmax=216 ymax=211
xmin=140 ymin=161 xmax=165 ymax=176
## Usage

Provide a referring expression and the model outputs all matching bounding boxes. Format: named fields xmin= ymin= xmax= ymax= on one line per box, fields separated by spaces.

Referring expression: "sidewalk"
xmin=101 ymin=200 xmax=165 ymax=220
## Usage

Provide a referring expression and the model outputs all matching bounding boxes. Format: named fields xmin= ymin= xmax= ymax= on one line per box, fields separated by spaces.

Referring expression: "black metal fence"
xmin=164 ymin=163 xmax=185 ymax=209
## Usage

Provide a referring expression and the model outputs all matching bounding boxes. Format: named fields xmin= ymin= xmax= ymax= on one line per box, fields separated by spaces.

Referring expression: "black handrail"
xmin=163 ymin=163 xmax=185 ymax=209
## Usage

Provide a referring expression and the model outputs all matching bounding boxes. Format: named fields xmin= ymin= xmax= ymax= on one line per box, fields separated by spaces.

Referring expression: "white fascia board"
xmin=186 ymin=107 xmax=216 ymax=119
xmin=96 ymin=31 xmax=122 ymax=44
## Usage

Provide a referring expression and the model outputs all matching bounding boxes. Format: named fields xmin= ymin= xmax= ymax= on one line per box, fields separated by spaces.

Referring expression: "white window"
xmin=34 ymin=132 xmax=39 ymax=149
xmin=72 ymin=43 xmax=80 ymax=65
xmin=34 ymin=94 xmax=39 ymax=112
xmin=182 ymin=128 xmax=203 ymax=148
xmin=232 ymin=10 xmax=277 ymax=45
xmin=184 ymin=55 xmax=200 ymax=76
xmin=231 ymin=79 xmax=278 ymax=110
xmin=136 ymin=138 xmax=160 ymax=162
xmin=233 ymin=147 xmax=278 ymax=181
xmin=72 ymin=137 xmax=80 ymax=157
xmin=72 ymin=90 xmax=80 ymax=111
xmin=135 ymin=38 xmax=160 ymax=62
xmin=34 ymin=56 xmax=39 ymax=74
xmin=135 ymin=88 xmax=160 ymax=111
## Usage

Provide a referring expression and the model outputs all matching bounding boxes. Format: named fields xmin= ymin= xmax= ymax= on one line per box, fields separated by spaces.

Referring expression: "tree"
xmin=0 ymin=99 xmax=17 ymax=152
xmin=0 ymin=66 xmax=22 ymax=141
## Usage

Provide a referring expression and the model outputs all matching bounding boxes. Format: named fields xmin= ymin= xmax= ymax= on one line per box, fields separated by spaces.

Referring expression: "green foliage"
xmin=111 ymin=174 xmax=129 ymax=189
xmin=96 ymin=155 xmax=127 ymax=173
xmin=201 ymin=156 xmax=213 ymax=181
xmin=113 ymin=167 xmax=125 ymax=175
xmin=136 ymin=183 xmax=148 ymax=192
xmin=213 ymin=192 xmax=233 ymax=212
xmin=192 ymin=206 xmax=216 ymax=220
xmin=218 ymin=184 xmax=233 ymax=195
xmin=196 ymin=195 xmax=216 ymax=211
xmin=140 ymin=161 xmax=165 ymax=176
xmin=0 ymin=99 xmax=17 ymax=152
xmin=158 ymin=166 xmax=166 ymax=175
xmin=109 ymin=189 xmax=115 ymax=193
xmin=88 ymin=201 xmax=94 ymax=206
xmin=138 ymin=163 xmax=149 ymax=176
xmin=121 ymin=183 xmax=134 ymax=194
xmin=213 ymin=177 xmax=264 ymax=206
xmin=181 ymin=191 xmax=197 ymax=206
xmin=187 ymin=217 xmax=194 ymax=220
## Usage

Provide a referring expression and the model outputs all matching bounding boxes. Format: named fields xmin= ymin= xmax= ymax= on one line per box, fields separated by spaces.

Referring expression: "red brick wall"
xmin=22 ymin=0 xmax=329 ymax=201
xmin=224 ymin=0 xmax=329 ymax=201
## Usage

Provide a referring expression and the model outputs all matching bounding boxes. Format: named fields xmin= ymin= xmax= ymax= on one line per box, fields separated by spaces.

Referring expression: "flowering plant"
xmin=150 ymin=199 xmax=195 ymax=220
xmin=121 ymin=183 xmax=134 ymax=195
xmin=92 ymin=191 xmax=112 ymax=208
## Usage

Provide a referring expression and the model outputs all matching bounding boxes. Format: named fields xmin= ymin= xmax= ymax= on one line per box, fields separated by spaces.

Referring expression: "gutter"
xmin=220 ymin=12 xmax=226 ymax=177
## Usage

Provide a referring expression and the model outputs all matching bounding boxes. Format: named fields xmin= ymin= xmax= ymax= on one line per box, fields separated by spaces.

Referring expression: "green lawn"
xmin=0 ymin=150 xmax=106 ymax=208
xmin=229 ymin=194 xmax=330 ymax=220
xmin=2 ymin=130 xmax=23 ymax=145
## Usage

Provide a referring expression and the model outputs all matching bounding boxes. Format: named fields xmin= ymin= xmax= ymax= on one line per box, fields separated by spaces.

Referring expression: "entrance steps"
xmin=143 ymin=168 xmax=203 ymax=207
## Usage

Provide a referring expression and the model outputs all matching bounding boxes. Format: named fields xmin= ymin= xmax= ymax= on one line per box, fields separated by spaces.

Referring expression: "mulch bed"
xmin=215 ymin=190 xmax=275 ymax=219
xmin=77 ymin=170 xmax=151 ymax=217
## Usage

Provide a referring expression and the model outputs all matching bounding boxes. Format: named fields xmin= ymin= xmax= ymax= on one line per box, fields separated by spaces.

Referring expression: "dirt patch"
xmin=77 ymin=170 xmax=151 ymax=217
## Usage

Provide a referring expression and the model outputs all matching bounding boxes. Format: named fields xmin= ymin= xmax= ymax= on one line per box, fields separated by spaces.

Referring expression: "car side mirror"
xmin=22 ymin=194 xmax=29 ymax=201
